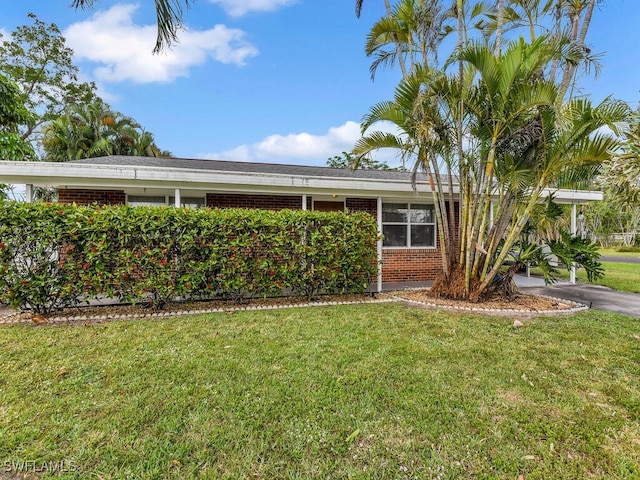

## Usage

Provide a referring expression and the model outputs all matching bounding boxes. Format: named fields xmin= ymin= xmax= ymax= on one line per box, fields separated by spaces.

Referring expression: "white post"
xmin=25 ymin=184 xmax=33 ymax=203
xmin=302 ymin=194 xmax=307 ymax=211
xmin=570 ymin=203 xmax=577 ymax=284
xmin=377 ymin=196 xmax=383 ymax=293
xmin=174 ymin=188 xmax=181 ymax=207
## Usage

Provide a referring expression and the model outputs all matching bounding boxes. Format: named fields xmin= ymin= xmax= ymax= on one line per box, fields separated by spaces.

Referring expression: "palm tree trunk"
xmin=494 ymin=0 xmax=505 ymax=56
xmin=558 ymin=0 xmax=595 ymax=100
xmin=549 ymin=0 xmax=564 ymax=80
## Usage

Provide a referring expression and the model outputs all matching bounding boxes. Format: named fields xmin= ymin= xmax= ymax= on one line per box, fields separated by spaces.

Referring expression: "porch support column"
xmin=174 ymin=188 xmax=181 ymax=207
xmin=25 ymin=184 xmax=33 ymax=203
xmin=570 ymin=203 xmax=577 ymax=284
xmin=302 ymin=194 xmax=307 ymax=211
xmin=377 ymin=196 xmax=383 ymax=293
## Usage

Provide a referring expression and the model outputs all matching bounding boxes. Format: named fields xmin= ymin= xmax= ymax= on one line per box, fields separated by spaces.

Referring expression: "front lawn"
xmin=1 ymin=304 xmax=639 ymax=479
xmin=599 ymin=247 xmax=640 ymax=258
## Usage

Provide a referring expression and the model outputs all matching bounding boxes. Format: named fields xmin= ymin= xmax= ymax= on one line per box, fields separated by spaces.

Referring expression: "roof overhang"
xmin=0 ymin=161 xmax=603 ymax=202
xmin=0 ymin=161 xmax=448 ymax=198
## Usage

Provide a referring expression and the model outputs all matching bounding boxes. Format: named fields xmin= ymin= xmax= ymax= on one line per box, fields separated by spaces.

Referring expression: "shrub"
xmin=0 ymin=202 xmax=81 ymax=313
xmin=0 ymin=202 xmax=379 ymax=313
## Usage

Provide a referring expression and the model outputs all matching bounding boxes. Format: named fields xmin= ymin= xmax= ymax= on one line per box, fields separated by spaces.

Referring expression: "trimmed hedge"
xmin=0 ymin=202 xmax=379 ymax=313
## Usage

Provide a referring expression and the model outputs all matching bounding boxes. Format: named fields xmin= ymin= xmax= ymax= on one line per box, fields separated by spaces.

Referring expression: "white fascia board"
xmin=488 ymin=187 xmax=604 ymax=203
xmin=0 ymin=161 xmax=457 ymax=199
xmin=540 ymin=188 xmax=603 ymax=203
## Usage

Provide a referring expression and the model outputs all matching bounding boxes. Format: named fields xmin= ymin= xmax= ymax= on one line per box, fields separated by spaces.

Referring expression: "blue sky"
xmin=1 ymin=0 xmax=639 ymax=167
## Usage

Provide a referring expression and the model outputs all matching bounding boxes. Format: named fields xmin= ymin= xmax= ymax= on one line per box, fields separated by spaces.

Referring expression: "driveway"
xmin=600 ymin=255 xmax=640 ymax=264
xmin=521 ymin=283 xmax=640 ymax=318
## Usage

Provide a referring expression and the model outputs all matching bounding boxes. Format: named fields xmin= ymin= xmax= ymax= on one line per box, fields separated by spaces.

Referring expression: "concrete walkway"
xmin=515 ymin=274 xmax=640 ymax=318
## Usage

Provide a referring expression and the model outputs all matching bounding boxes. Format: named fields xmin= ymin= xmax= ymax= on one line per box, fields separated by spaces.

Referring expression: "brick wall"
xmin=346 ymin=197 xmax=377 ymax=217
xmin=206 ymin=193 xmax=306 ymax=210
xmin=382 ymin=248 xmax=443 ymax=282
xmin=58 ymin=189 xmax=126 ymax=205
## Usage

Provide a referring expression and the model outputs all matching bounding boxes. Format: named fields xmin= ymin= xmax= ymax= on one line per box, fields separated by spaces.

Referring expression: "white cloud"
xmin=208 ymin=0 xmax=297 ymax=17
xmin=200 ymin=120 xmax=402 ymax=166
xmin=64 ymin=4 xmax=258 ymax=84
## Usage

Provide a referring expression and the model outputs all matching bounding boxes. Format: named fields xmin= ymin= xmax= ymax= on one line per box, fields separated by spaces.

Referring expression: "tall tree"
xmin=41 ymin=100 xmax=167 ymax=162
xmin=0 ymin=74 xmax=36 ymax=198
xmin=600 ymin=108 xmax=640 ymax=206
xmin=0 ymin=73 xmax=36 ymax=162
xmin=556 ymin=0 xmax=597 ymax=100
xmin=0 ymin=13 xmax=98 ymax=145
xmin=354 ymin=7 xmax=628 ymax=301
xmin=327 ymin=151 xmax=396 ymax=170
xmin=365 ymin=0 xmax=451 ymax=79
xmin=71 ymin=0 xmax=193 ymax=53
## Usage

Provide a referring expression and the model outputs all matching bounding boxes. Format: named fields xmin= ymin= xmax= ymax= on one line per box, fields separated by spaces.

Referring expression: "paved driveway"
xmin=600 ymin=255 xmax=640 ymax=264
xmin=521 ymin=283 xmax=640 ymax=318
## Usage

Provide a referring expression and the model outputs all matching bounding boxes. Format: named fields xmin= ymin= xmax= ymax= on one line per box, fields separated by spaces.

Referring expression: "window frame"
xmin=126 ymin=194 xmax=205 ymax=208
xmin=382 ymin=202 xmax=436 ymax=249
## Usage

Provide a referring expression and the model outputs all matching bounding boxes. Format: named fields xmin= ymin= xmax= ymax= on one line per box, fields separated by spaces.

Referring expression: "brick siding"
xmin=58 ymin=189 xmax=126 ymax=205
xmin=381 ymin=248 xmax=443 ymax=282
xmin=206 ymin=193 xmax=306 ymax=210
xmin=346 ymin=197 xmax=377 ymax=217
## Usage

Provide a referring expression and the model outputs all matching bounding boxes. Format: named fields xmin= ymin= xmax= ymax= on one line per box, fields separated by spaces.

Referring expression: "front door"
xmin=314 ymin=201 xmax=344 ymax=212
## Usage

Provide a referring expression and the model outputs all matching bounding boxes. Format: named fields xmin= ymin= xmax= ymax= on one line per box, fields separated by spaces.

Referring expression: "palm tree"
xmin=42 ymin=100 xmax=164 ymax=161
xmin=121 ymin=130 xmax=163 ymax=157
xmin=71 ymin=0 xmax=193 ymax=53
xmin=365 ymin=0 xmax=450 ymax=79
xmin=354 ymin=36 xmax=628 ymax=301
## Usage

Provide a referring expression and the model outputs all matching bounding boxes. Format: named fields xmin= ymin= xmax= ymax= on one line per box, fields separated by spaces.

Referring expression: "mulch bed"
xmin=388 ymin=289 xmax=585 ymax=316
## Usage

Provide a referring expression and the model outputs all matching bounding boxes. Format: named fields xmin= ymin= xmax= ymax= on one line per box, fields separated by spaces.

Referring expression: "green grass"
xmin=598 ymin=247 xmax=640 ymax=258
xmin=1 ymin=304 xmax=639 ymax=479
xmin=532 ymin=261 xmax=640 ymax=293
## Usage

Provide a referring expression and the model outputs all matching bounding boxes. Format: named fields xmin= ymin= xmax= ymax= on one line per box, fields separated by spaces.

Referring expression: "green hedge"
xmin=0 ymin=202 xmax=379 ymax=313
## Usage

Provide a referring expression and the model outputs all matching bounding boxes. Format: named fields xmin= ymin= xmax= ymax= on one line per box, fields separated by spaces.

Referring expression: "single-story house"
xmin=0 ymin=155 xmax=603 ymax=290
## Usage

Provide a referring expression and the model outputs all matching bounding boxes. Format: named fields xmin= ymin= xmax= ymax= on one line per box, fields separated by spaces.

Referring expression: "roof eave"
xmin=0 ymin=161 xmax=450 ymax=197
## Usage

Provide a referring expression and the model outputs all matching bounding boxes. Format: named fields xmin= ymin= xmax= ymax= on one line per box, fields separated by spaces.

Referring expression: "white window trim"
xmin=126 ymin=194 xmax=204 ymax=208
xmin=382 ymin=202 xmax=437 ymax=249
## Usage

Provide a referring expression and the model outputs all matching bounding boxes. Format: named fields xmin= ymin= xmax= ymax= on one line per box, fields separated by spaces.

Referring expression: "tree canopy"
xmin=71 ymin=0 xmax=193 ymax=53
xmin=0 ymin=73 xmax=36 ymax=162
xmin=0 ymin=13 xmax=98 ymax=145
xmin=353 ymin=0 xmax=629 ymax=301
xmin=42 ymin=99 xmax=170 ymax=162
xmin=0 ymin=13 xmax=171 ymax=163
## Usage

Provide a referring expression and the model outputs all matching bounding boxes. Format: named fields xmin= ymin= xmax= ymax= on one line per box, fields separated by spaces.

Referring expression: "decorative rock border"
xmin=0 ymin=289 xmax=589 ymax=326
xmin=0 ymin=297 xmax=397 ymax=325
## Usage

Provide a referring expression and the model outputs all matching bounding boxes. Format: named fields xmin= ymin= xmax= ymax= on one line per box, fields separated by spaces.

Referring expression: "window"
xmin=169 ymin=196 xmax=205 ymax=209
xmin=127 ymin=195 xmax=166 ymax=207
xmin=382 ymin=203 xmax=435 ymax=247
xmin=127 ymin=195 xmax=205 ymax=208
